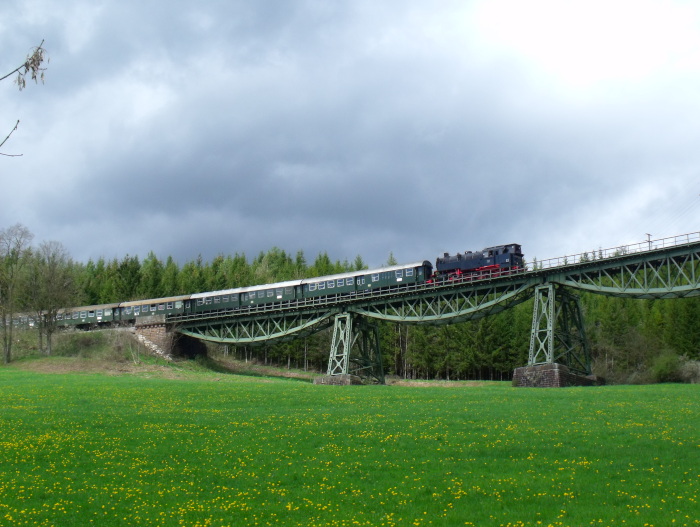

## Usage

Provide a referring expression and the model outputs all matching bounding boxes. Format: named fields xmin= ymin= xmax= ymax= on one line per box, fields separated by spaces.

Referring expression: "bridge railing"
xmin=533 ymin=231 xmax=700 ymax=270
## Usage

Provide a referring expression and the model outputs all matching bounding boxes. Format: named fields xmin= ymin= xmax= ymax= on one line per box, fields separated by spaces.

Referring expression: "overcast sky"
xmin=2 ymin=0 xmax=700 ymax=270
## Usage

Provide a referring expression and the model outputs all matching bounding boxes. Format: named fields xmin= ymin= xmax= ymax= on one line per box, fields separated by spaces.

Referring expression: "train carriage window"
xmin=134 ymin=306 xmax=140 ymax=315
xmin=213 ymin=297 xmax=220 ymax=304
xmin=205 ymin=297 xmax=212 ymax=305
xmin=222 ymin=296 xmax=229 ymax=303
xmin=125 ymin=306 xmax=132 ymax=315
xmin=285 ymin=287 xmax=293 ymax=295
xmin=276 ymin=288 xmax=283 ymax=298
xmin=158 ymin=304 xmax=165 ymax=311
xmin=73 ymin=312 xmax=79 ymax=319
xmin=318 ymin=282 xmax=325 ymax=290
xmin=175 ymin=301 xmax=183 ymax=309
xmin=167 ymin=302 xmax=174 ymax=310
xmin=96 ymin=310 xmax=103 ymax=317
xmin=57 ymin=313 xmax=63 ymax=320
xmin=395 ymin=270 xmax=403 ymax=279
xmin=105 ymin=309 xmax=112 ymax=316
xmin=81 ymin=311 xmax=87 ymax=319
xmin=184 ymin=301 xmax=190 ymax=309
xmin=309 ymin=283 xmax=317 ymax=292
xmin=88 ymin=311 xmax=95 ymax=318
xmin=258 ymin=291 xmax=265 ymax=299
xmin=337 ymin=279 xmax=344 ymax=287
xmin=267 ymin=290 xmax=274 ymax=298
xmin=346 ymin=278 xmax=354 ymax=286
xmin=197 ymin=298 xmax=204 ymax=306
xmin=372 ymin=274 xmax=379 ymax=282
xmin=327 ymin=280 xmax=334 ymax=289
xmin=406 ymin=268 xmax=414 ymax=277
xmin=150 ymin=304 xmax=157 ymax=312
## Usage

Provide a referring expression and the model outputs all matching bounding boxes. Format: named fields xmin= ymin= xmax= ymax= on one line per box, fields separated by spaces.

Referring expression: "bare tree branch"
xmin=0 ymin=121 xmax=22 ymax=157
xmin=1 ymin=40 xmax=48 ymax=157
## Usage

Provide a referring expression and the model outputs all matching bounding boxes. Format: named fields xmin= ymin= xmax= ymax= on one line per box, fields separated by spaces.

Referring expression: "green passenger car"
xmin=356 ymin=261 xmax=431 ymax=292
xmin=190 ymin=289 xmax=242 ymax=314
xmin=302 ymin=272 xmax=359 ymax=298
xmin=238 ymin=280 xmax=303 ymax=307
xmin=57 ymin=303 xmax=121 ymax=327
xmin=301 ymin=261 xmax=432 ymax=298
xmin=120 ymin=295 xmax=191 ymax=322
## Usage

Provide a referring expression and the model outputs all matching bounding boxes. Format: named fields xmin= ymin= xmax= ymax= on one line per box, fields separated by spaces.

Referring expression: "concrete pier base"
xmin=313 ymin=374 xmax=363 ymax=385
xmin=512 ymin=363 xmax=602 ymax=387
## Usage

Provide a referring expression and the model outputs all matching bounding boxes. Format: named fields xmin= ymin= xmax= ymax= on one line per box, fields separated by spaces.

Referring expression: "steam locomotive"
xmin=434 ymin=243 xmax=524 ymax=280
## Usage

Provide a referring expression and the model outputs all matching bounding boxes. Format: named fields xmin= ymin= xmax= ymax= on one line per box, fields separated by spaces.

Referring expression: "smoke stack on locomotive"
xmin=434 ymin=243 xmax=523 ymax=280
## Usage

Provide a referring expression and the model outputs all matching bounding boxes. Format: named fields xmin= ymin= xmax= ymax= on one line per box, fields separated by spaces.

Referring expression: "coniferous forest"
xmin=1 ymin=224 xmax=699 ymax=383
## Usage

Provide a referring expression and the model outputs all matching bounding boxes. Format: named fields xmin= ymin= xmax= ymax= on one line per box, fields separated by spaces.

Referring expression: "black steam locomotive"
xmin=434 ymin=243 xmax=523 ymax=280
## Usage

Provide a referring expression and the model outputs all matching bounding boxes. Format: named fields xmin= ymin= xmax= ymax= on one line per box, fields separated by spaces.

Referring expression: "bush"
xmin=52 ymin=330 xmax=110 ymax=358
xmin=679 ymin=359 xmax=700 ymax=384
xmin=651 ymin=351 xmax=683 ymax=383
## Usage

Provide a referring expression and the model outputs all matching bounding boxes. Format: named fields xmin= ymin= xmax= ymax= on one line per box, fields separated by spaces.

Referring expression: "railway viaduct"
xmin=135 ymin=232 xmax=700 ymax=387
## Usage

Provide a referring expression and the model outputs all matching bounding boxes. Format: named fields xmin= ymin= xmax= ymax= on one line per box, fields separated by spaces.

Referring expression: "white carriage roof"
xmin=58 ymin=302 xmax=121 ymax=312
xmin=119 ymin=294 xmax=192 ymax=307
xmin=189 ymin=279 xmax=304 ymax=299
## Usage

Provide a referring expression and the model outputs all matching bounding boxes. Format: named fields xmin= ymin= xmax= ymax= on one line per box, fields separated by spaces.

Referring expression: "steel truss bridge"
xmin=171 ymin=232 xmax=700 ymax=383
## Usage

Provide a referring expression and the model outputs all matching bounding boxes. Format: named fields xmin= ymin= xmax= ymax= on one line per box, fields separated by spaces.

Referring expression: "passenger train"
xmin=24 ymin=244 xmax=523 ymax=329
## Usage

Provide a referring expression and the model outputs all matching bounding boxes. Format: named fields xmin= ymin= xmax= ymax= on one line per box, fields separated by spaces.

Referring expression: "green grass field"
xmin=0 ymin=369 xmax=698 ymax=526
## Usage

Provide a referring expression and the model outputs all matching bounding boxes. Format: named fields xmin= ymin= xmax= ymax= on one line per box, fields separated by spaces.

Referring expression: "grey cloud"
xmin=3 ymin=0 xmax=700 ymax=272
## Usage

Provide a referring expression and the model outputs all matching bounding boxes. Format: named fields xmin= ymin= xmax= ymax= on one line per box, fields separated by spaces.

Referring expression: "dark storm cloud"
xmin=2 ymin=0 xmax=700 ymax=269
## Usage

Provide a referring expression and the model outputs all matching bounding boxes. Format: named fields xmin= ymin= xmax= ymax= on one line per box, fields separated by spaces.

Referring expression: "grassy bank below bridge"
xmin=0 ymin=367 xmax=698 ymax=526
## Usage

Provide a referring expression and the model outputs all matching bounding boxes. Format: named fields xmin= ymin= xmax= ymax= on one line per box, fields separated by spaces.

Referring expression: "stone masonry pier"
xmin=512 ymin=363 xmax=602 ymax=387
xmin=134 ymin=316 xmax=207 ymax=359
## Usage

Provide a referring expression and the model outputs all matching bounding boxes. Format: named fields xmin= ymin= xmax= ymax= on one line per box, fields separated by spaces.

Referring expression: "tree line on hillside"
xmin=1 ymin=223 xmax=699 ymax=383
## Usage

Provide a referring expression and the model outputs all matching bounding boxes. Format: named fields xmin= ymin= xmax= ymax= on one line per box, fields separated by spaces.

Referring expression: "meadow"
xmin=0 ymin=369 xmax=698 ymax=527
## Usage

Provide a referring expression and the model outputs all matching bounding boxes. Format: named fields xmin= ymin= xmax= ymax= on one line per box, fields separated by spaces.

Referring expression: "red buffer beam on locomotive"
xmin=433 ymin=243 xmax=524 ymax=281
